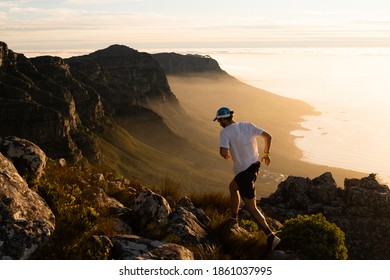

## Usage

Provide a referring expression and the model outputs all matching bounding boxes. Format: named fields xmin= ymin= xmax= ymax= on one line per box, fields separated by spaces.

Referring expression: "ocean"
xmin=163 ymin=47 xmax=390 ymax=185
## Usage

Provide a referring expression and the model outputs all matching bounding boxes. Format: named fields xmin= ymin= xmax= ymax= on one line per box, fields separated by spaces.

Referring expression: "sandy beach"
xmin=165 ymin=73 xmax=367 ymax=196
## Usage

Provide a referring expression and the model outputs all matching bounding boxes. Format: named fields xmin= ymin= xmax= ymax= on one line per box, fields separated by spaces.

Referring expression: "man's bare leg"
xmin=229 ymin=180 xmax=240 ymax=218
xmin=243 ymin=196 xmax=281 ymax=251
xmin=242 ymin=196 xmax=270 ymax=231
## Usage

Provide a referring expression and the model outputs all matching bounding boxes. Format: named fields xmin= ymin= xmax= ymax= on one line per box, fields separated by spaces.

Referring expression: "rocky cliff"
xmin=66 ymin=45 xmax=180 ymax=116
xmin=0 ymin=42 xmax=84 ymax=163
xmin=153 ymin=53 xmax=225 ymax=74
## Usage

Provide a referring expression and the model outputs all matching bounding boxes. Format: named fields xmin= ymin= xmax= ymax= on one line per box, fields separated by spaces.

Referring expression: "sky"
xmin=1 ymin=0 xmax=390 ymax=56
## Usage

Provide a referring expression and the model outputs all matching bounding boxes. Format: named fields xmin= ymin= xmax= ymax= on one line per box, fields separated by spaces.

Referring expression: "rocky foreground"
xmin=1 ymin=136 xmax=389 ymax=260
xmin=0 ymin=136 xmax=202 ymax=260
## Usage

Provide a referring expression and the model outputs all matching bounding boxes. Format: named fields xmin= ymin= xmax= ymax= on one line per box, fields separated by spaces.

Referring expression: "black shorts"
xmin=234 ymin=161 xmax=261 ymax=200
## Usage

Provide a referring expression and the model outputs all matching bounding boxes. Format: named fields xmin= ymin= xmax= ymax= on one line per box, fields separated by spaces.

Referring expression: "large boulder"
xmin=81 ymin=185 xmax=131 ymax=217
xmin=168 ymin=197 xmax=214 ymax=245
xmin=81 ymin=185 xmax=133 ymax=233
xmin=131 ymin=189 xmax=172 ymax=230
xmin=110 ymin=235 xmax=194 ymax=260
xmin=310 ymin=172 xmax=338 ymax=205
xmin=0 ymin=136 xmax=47 ymax=183
xmin=344 ymin=174 xmax=390 ymax=217
xmin=0 ymin=153 xmax=55 ymax=259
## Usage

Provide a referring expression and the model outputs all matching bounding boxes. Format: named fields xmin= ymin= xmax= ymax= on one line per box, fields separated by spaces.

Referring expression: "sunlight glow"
xmin=1 ymin=0 xmax=390 ymax=50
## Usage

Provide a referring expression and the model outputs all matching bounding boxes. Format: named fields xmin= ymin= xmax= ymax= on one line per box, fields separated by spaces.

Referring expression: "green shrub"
xmin=37 ymin=181 xmax=100 ymax=259
xmin=240 ymin=219 xmax=258 ymax=232
xmin=34 ymin=162 xmax=113 ymax=259
xmin=279 ymin=213 xmax=348 ymax=259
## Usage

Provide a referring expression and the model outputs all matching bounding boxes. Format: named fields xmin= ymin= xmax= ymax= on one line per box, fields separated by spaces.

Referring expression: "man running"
xmin=214 ymin=107 xmax=280 ymax=251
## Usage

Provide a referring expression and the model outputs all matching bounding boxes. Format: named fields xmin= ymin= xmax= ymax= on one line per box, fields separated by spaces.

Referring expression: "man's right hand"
xmin=220 ymin=147 xmax=231 ymax=159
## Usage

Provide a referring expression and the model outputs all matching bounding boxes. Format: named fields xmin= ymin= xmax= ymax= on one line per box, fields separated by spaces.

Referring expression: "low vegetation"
xmin=279 ymin=213 xmax=348 ymax=260
xmin=31 ymin=160 xmax=348 ymax=260
xmin=31 ymin=160 xmax=142 ymax=259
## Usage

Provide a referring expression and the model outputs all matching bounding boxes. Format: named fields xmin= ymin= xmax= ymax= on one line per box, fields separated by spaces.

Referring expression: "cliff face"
xmin=66 ymin=45 xmax=179 ymax=117
xmin=0 ymin=42 xmax=83 ymax=162
xmin=65 ymin=44 xmax=191 ymax=159
xmin=31 ymin=56 xmax=105 ymax=127
xmin=153 ymin=53 xmax=225 ymax=74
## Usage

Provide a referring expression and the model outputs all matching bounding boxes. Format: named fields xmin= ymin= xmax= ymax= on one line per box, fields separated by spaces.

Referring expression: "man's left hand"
xmin=261 ymin=156 xmax=271 ymax=166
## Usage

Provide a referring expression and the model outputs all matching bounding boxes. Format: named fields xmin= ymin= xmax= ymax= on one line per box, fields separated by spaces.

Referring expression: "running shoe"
xmin=227 ymin=217 xmax=239 ymax=229
xmin=267 ymin=234 xmax=281 ymax=251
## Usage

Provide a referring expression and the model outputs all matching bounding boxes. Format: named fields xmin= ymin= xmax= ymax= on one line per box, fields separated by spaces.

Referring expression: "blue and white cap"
xmin=213 ymin=107 xmax=233 ymax=121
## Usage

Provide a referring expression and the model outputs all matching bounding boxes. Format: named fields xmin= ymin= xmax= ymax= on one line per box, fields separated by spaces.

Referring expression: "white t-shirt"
xmin=219 ymin=122 xmax=264 ymax=175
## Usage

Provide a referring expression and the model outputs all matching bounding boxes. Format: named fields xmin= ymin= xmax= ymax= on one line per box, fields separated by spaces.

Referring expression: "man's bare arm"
xmin=220 ymin=147 xmax=231 ymax=159
xmin=260 ymin=131 xmax=272 ymax=165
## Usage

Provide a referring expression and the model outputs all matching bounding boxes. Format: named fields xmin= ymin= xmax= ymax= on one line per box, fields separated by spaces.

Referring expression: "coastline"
xmin=291 ymin=108 xmax=390 ymax=185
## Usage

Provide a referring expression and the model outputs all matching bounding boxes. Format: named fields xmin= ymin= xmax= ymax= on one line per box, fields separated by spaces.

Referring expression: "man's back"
xmin=220 ymin=122 xmax=264 ymax=174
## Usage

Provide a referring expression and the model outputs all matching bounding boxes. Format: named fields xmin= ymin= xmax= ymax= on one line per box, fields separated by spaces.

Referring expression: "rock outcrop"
xmin=131 ymin=189 xmax=172 ymax=230
xmin=130 ymin=190 xmax=215 ymax=246
xmin=153 ymin=52 xmax=225 ymax=74
xmin=0 ymin=152 xmax=55 ymax=260
xmin=0 ymin=136 xmax=46 ymax=183
xmin=168 ymin=197 xmax=214 ymax=245
xmin=111 ymin=235 xmax=194 ymax=260
xmin=260 ymin=172 xmax=390 ymax=259
xmin=81 ymin=184 xmax=132 ymax=217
